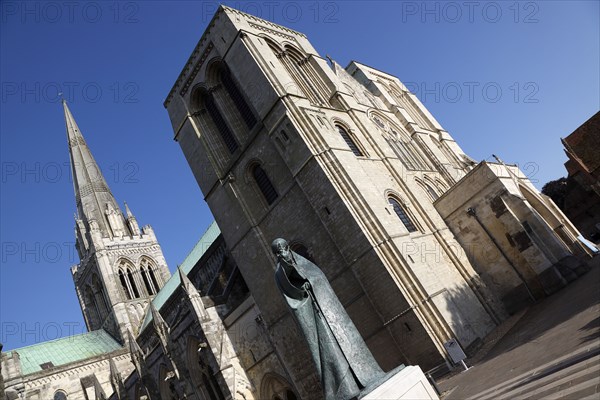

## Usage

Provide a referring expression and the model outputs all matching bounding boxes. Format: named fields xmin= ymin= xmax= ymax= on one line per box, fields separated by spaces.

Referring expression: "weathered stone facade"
xmin=1 ymin=6 xmax=593 ymax=400
xmin=163 ymin=5 xmax=593 ymax=398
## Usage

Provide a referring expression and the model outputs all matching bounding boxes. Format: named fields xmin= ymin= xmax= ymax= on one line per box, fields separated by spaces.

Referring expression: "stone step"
xmin=467 ymin=346 xmax=600 ymax=400
xmin=540 ymin=377 xmax=600 ymax=399
xmin=507 ymin=358 xmax=600 ymax=399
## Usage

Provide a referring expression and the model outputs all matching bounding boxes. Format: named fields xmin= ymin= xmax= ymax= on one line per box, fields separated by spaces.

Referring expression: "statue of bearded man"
xmin=272 ymin=238 xmax=385 ymax=400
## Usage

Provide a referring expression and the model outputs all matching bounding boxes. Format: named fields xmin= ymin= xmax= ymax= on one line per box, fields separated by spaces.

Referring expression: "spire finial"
xmin=124 ymin=201 xmax=133 ymax=218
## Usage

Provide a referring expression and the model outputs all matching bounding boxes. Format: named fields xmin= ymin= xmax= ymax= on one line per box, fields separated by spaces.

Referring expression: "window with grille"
xmin=388 ymin=197 xmax=418 ymax=232
xmin=252 ymin=164 xmax=278 ymax=205
xmin=337 ymin=126 xmax=363 ymax=156
xmin=205 ymin=93 xmax=239 ymax=154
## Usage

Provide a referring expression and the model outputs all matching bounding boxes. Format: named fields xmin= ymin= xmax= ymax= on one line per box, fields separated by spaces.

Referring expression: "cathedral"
xmin=1 ymin=6 xmax=594 ymax=400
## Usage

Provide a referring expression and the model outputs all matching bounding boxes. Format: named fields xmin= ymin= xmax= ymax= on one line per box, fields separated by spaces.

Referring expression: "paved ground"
xmin=437 ymin=256 xmax=600 ymax=399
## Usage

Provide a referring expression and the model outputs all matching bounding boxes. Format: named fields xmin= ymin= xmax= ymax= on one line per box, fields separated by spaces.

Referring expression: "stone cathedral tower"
xmin=64 ymin=100 xmax=171 ymax=343
xmin=164 ymin=8 xmax=589 ymax=393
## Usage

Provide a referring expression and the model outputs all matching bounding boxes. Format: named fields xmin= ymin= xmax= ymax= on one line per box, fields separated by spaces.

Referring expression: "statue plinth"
xmin=358 ymin=365 xmax=439 ymax=400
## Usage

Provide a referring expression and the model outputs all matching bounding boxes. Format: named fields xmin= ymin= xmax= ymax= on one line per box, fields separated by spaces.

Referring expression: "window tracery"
xmin=370 ymin=112 xmax=430 ymax=170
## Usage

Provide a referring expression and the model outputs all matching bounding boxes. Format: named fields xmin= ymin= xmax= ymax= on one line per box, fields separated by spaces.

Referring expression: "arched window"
xmin=252 ymin=164 xmax=278 ymax=205
xmin=260 ymin=373 xmax=297 ymax=400
xmin=85 ymin=286 xmax=100 ymax=327
xmin=92 ymin=275 xmax=109 ymax=318
xmin=187 ymin=339 xmax=225 ymax=400
xmin=219 ymin=68 xmax=256 ymax=129
xmin=198 ymin=357 xmax=225 ymax=400
xmin=205 ymin=92 xmax=239 ymax=154
xmin=141 ymin=266 xmax=155 ymax=296
xmin=266 ymin=40 xmax=328 ymax=105
xmin=149 ymin=268 xmax=160 ymax=293
xmin=140 ymin=258 xmax=161 ymax=295
xmin=424 ymin=182 xmax=439 ymax=201
xmin=118 ymin=270 xmax=132 ymax=300
xmin=337 ymin=126 xmax=363 ymax=156
xmin=127 ymin=268 xmax=140 ymax=298
xmin=388 ymin=197 xmax=418 ymax=233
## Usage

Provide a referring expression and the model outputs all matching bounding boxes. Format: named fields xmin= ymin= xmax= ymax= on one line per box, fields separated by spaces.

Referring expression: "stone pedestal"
xmin=361 ymin=366 xmax=439 ymax=400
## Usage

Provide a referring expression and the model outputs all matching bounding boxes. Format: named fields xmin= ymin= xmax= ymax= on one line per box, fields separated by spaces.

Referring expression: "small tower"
xmin=63 ymin=100 xmax=171 ymax=343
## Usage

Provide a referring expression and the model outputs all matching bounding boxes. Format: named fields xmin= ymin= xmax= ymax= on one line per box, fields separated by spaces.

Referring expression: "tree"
xmin=542 ymin=177 xmax=569 ymax=209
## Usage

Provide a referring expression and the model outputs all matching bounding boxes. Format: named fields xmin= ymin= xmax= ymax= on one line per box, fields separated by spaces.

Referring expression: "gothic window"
xmin=85 ymin=286 xmax=100 ymax=327
xmin=369 ymin=111 xmax=430 ymax=170
xmin=188 ymin=338 xmax=226 ymax=400
xmin=141 ymin=266 xmax=155 ymax=296
xmin=266 ymin=39 xmax=329 ymax=105
xmin=140 ymin=258 xmax=161 ymax=296
xmin=424 ymin=181 xmax=439 ymax=201
xmin=388 ymin=87 xmax=435 ymax=131
xmin=205 ymin=92 xmax=239 ymax=154
xmin=252 ymin=164 xmax=278 ymax=205
xmin=388 ymin=197 xmax=418 ymax=233
xmin=337 ymin=125 xmax=363 ymax=156
xmin=127 ymin=268 xmax=140 ymax=298
xmin=92 ymin=275 xmax=109 ymax=318
xmin=199 ymin=357 xmax=225 ymax=400
xmin=118 ymin=270 xmax=132 ymax=300
xmin=219 ymin=68 xmax=257 ymax=129
xmin=148 ymin=268 xmax=160 ymax=293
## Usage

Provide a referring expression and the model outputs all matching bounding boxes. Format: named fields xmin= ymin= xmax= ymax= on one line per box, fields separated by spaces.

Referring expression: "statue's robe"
xmin=275 ymin=253 xmax=384 ymax=400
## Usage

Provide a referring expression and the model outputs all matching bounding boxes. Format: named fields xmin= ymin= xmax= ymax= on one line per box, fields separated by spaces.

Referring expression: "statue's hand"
xmin=301 ymin=281 xmax=311 ymax=291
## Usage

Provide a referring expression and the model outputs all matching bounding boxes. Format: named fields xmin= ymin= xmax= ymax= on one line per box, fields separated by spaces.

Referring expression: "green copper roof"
xmin=140 ymin=221 xmax=221 ymax=331
xmin=6 ymin=329 xmax=122 ymax=375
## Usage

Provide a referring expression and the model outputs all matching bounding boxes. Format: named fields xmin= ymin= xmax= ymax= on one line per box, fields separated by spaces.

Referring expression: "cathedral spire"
xmin=63 ymin=100 xmax=125 ymax=239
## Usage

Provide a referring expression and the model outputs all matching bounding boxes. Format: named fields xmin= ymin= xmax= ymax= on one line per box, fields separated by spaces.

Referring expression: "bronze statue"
xmin=272 ymin=239 xmax=386 ymax=400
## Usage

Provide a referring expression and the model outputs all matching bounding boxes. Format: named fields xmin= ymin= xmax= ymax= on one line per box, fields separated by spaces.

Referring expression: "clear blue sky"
xmin=1 ymin=1 xmax=598 ymax=350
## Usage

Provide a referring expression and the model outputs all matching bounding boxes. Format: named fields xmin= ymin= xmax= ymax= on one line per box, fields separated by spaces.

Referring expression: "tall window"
xmin=85 ymin=286 xmax=100 ymax=326
xmin=141 ymin=266 xmax=155 ymax=296
xmin=424 ymin=182 xmax=439 ymax=201
xmin=266 ymin=40 xmax=328 ymax=105
xmin=337 ymin=126 xmax=363 ymax=156
xmin=252 ymin=164 xmax=278 ymax=205
xmin=220 ymin=69 xmax=256 ymax=129
xmin=118 ymin=270 xmax=132 ymax=300
xmin=205 ymin=93 xmax=239 ymax=154
xmin=199 ymin=358 xmax=225 ymax=400
xmin=140 ymin=258 xmax=160 ymax=296
xmin=388 ymin=197 xmax=418 ymax=233
xmin=127 ymin=268 xmax=140 ymax=298
xmin=149 ymin=268 xmax=160 ymax=293
xmin=92 ymin=275 xmax=109 ymax=318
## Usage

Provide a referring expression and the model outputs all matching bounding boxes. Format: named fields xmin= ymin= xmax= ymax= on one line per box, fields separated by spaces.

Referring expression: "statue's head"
xmin=271 ymin=238 xmax=289 ymax=256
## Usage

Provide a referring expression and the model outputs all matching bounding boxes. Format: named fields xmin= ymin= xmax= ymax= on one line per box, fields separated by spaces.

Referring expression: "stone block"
xmin=360 ymin=366 xmax=439 ymax=400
